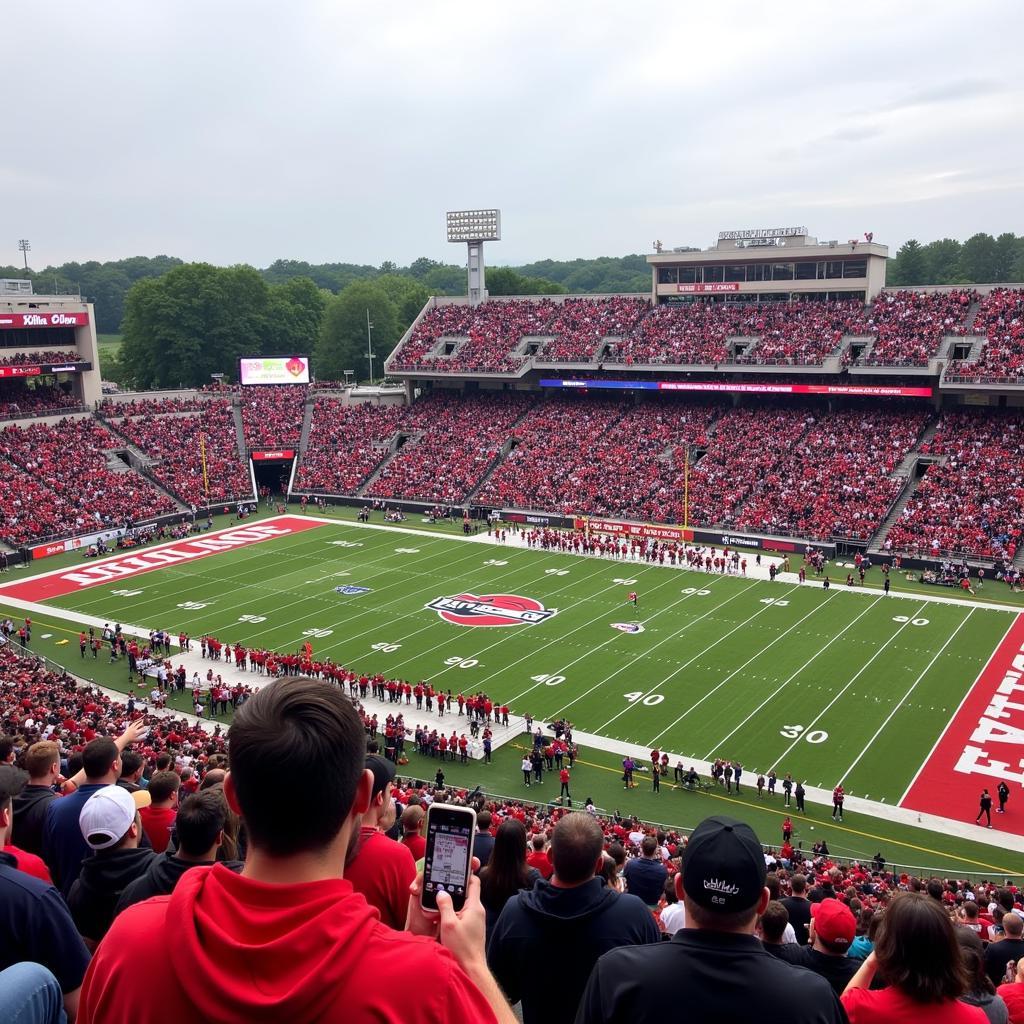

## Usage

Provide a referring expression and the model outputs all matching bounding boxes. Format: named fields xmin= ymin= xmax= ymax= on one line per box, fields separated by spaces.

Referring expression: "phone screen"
xmin=422 ymin=805 xmax=475 ymax=911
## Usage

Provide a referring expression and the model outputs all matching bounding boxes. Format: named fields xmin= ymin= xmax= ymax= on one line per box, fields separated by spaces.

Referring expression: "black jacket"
xmin=576 ymin=929 xmax=846 ymax=1024
xmin=115 ymin=852 xmax=244 ymax=916
xmin=67 ymin=846 xmax=155 ymax=942
xmin=11 ymin=785 xmax=55 ymax=856
xmin=488 ymin=877 xmax=660 ymax=1024
xmin=781 ymin=894 xmax=813 ymax=946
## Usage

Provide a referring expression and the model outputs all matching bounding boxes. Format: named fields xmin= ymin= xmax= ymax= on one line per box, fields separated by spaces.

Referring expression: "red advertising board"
xmin=0 ymin=312 xmax=89 ymax=329
xmin=0 ymin=366 xmax=42 ymax=379
xmin=251 ymin=450 xmax=295 ymax=461
xmin=676 ymin=283 xmax=741 ymax=293
xmin=31 ymin=541 xmax=68 ymax=559
xmin=573 ymin=517 xmax=694 ymax=542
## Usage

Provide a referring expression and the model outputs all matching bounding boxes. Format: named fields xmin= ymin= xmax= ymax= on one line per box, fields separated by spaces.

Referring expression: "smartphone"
xmin=421 ymin=803 xmax=476 ymax=913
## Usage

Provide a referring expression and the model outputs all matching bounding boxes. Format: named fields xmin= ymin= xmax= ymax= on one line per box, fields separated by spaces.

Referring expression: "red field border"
xmin=901 ymin=612 xmax=1024 ymax=836
xmin=0 ymin=517 xmax=325 ymax=603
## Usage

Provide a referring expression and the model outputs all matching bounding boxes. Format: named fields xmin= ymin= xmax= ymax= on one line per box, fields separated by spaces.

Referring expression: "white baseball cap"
xmin=79 ymin=785 xmax=137 ymax=850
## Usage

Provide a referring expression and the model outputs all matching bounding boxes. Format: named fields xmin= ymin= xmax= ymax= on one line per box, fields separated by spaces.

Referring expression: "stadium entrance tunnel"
xmin=252 ymin=456 xmax=293 ymax=495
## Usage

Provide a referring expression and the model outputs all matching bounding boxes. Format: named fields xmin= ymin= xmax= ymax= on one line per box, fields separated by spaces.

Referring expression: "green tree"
xmin=375 ymin=274 xmax=430 ymax=331
xmin=888 ymin=239 xmax=926 ymax=286
xmin=423 ymin=264 xmax=466 ymax=295
xmin=920 ymin=238 xmax=963 ymax=284
xmin=264 ymin=276 xmax=327 ymax=356
xmin=993 ymin=233 xmax=1023 ymax=282
xmin=314 ymin=280 xmax=398 ymax=382
xmin=956 ymin=233 xmax=999 ymax=283
xmin=485 ymin=267 xmax=566 ymax=296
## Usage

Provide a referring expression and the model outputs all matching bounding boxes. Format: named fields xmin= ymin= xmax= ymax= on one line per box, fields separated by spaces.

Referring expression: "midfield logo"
xmin=426 ymin=594 xmax=557 ymax=628
xmin=611 ymin=622 xmax=645 ymax=634
xmin=335 ymin=585 xmax=372 ymax=595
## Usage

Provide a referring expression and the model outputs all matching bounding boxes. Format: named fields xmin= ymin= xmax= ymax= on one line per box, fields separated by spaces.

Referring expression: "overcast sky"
xmin=4 ymin=1 xmax=1022 ymax=269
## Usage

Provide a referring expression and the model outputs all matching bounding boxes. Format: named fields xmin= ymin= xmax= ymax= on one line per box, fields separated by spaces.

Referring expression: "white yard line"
xmin=842 ymin=609 xmax=977 ymax=787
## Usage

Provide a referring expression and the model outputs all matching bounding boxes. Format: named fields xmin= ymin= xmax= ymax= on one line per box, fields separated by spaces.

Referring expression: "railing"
xmin=394 ymin=780 xmax=1017 ymax=884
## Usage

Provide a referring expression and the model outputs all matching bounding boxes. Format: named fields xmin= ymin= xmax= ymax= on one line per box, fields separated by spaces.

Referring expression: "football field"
xmin=3 ymin=512 xmax=1020 ymax=836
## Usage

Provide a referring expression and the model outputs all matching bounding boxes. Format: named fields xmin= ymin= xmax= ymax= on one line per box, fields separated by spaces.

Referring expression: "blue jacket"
xmin=43 ymin=782 xmax=108 ymax=897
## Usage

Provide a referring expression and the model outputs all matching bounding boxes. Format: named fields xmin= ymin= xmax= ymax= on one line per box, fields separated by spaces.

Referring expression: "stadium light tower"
xmin=17 ymin=239 xmax=30 ymax=270
xmin=446 ymin=209 xmax=500 ymax=307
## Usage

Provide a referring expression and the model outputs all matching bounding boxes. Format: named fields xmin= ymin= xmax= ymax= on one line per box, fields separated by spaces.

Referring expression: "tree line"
xmin=886 ymin=233 xmax=1024 ymax=287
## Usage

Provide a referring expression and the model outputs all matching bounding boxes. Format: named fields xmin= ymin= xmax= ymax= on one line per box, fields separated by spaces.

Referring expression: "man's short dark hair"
xmin=926 ymin=878 xmax=944 ymax=901
xmin=176 ymin=791 xmax=226 ymax=857
xmin=641 ymin=836 xmax=658 ymax=858
xmin=1005 ymin=913 xmax=1024 ymax=939
xmin=0 ymin=737 xmax=15 ymax=763
xmin=477 ymin=809 xmax=492 ymax=830
xmin=147 ymin=771 xmax=180 ymax=804
xmin=791 ymin=873 xmax=807 ymax=894
xmin=120 ymin=751 xmax=144 ymax=778
xmin=155 ymin=753 xmax=172 ymax=772
xmin=760 ymin=900 xmax=789 ymax=943
xmin=82 ymin=738 xmax=118 ymax=780
xmin=227 ymin=678 xmax=365 ymax=857
xmin=550 ymin=813 xmax=603 ymax=885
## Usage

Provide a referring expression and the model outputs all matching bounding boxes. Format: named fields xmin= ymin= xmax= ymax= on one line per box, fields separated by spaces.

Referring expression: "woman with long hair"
xmin=842 ymin=892 xmax=988 ymax=1022
xmin=957 ymin=928 xmax=1009 ymax=1024
xmin=478 ymin=819 xmax=540 ymax=942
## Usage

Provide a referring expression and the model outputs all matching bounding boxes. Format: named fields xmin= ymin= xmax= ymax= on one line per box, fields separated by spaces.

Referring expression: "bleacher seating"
xmin=884 ymin=411 xmax=1024 ymax=559
xmin=536 ymin=297 xmax=650 ymax=363
xmin=108 ymin=400 xmax=252 ymax=506
xmin=295 ymin=400 xmax=405 ymax=494
xmin=0 ymin=350 xmax=79 ymax=366
xmin=0 ymin=418 xmax=175 ymax=545
xmin=854 ymin=290 xmax=976 ymax=366
xmin=946 ymin=288 xmax=1024 ymax=382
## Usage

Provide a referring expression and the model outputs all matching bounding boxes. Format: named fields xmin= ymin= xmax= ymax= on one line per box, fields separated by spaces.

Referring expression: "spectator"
xmin=787 ymin=898 xmax=859 ymax=995
xmin=344 ymin=754 xmax=416 ymax=930
xmin=486 ymin=811 xmax=659 ymax=1024
xmin=659 ymin=873 xmax=686 ymax=933
xmin=0 ymin=962 xmax=68 ymax=1024
xmin=11 ymin=740 xmax=60 ymax=856
xmin=478 ymin=819 xmax=541 ymax=943
xmin=998 ymin=960 xmax=1024 ymax=1024
xmin=137 ymin=771 xmax=179 ymax=853
xmin=842 ymin=892 xmax=987 ymax=1022
xmin=759 ymin=899 xmax=792 ymax=954
xmin=987 ymin=914 xmax=1024 ymax=990
xmin=577 ymin=815 xmax=844 ymax=1023
xmin=68 ymin=785 xmax=155 ymax=946
xmin=116 ymin=789 xmax=242 ymax=915
xmin=957 ymin=927 xmax=1010 ymax=1024
xmin=525 ymin=832 xmax=553 ymax=880
xmin=0 ymin=766 xmax=91 ymax=1023
xmin=399 ymin=803 xmax=427 ymax=862
xmin=473 ymin=809 xmax=496 ymax=867
xmin=116 ymin=751 xmax=145 ymax=794
xmin=77 ymin=677 xmax=515 ymax=1023
xmin=0 ymin=765 xmax=52 ymax=883
xmin=622 ymin=834 xmax=668 ymax=908
xmin=44 ymin=724 xmax=146 ymax=897
xmin=781 ymin=871 xmax=813 ymax=946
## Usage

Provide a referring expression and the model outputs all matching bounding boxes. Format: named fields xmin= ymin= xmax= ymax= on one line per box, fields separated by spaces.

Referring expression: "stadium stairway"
xmin=354 ymin=430 xmax=425 ymax=497
xmin=464 ymin=402 xmax=542 ymax=502
xmin=298 ymin=397 xmax=314 ymax=454
xmin=230 ymin=400 xmax=246 ymax=462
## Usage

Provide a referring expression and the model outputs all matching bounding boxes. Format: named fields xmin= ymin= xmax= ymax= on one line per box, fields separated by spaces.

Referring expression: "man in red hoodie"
xmin=78 ymin=677 xmax=515 ymax=1024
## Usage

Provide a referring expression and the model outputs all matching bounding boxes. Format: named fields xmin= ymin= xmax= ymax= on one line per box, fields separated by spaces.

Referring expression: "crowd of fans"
xmin=853 ymin=289 xmax=977 ymax=367
xmin=390 ymin=301 xmax=558 ymax=374
xmin=0 ymin=418 xmax=176 ymax=546
xmin=0 ymin=385 xmax=82 ymax=420
xmin=536 ymin=297 xmax=651 ymax=363
xmin=1 ymin=663 xmax=1022 ymax=1023
xmin=238 ymin=385 xmax=308 ymax=449
xmin=367 ymin=391 xmax=535 ymax=503
xmin=0 ymin=350 xmax=80 ymax=367
xmin=107 ymin=400 xmax=252 ymax=506
xmin=884 ymin=411 xmax=1024 ymax=560
xmin=98 ymin=397 xmax=213 ymax=417
xmin=947 ymin=289 xmax=1024 ymax=382
xmin=294 ymin=399 xmax=405 ymax=494
xmin=735 ymin=409 xmax=930 ymax=540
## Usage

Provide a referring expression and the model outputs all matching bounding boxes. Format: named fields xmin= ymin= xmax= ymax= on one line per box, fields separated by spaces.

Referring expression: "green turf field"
xmin=26 ymin=515 xmax=1014 ymax=805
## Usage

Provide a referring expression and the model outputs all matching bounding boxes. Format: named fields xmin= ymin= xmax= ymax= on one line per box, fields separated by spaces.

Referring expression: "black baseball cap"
xmin=682 ymin=815 xmax=766 ymax=914
xmin=366 ymin=754 xmax=396 ymax=799
xmin=0 ymin=764 xmax=28 ymax=805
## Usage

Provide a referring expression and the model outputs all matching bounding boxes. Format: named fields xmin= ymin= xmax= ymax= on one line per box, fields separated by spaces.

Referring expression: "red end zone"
xmin=901 ymin=613 xmax=1024 ymax=835
xmin=0 ymin=517 xmax=325 ymax=603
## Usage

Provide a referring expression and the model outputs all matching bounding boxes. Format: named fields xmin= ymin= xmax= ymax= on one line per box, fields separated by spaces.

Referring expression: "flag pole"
xmin=200 ymin=434 xmax=209 ymax=500
xmin=683 ymin=449 xmax=689 ymax=531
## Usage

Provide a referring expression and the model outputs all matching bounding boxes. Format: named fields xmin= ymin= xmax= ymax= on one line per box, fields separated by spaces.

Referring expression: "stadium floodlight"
xmin=17 ymin=239 xmax=30 ymax=271
xmin=447 ymin=209 xmax=501 ymax=306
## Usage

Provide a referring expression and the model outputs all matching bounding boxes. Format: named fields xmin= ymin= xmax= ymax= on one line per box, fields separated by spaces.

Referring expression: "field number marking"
xmin=531 ymin=673 xmax=565 ymax=686
xmin=612 ymin=578 xmax=638 ymax=585
xmin=302 ymin=628 xmax=334 ymax=638
xmin=330 ymin=540 xmax=363 ymax=548
xmin=484 ymin=559 xmax=509 ymax=566
xmin=371 ymin=642 xmax=402 ymax=653
xmin=624 ymin=691 xmax=664 ymax=707
xmin=892 ymin=616 xmax=929 ymax=626
xmin=779 ymin=724 xmax=829 ymax=744
xmin=760 ymin=598 xmax=789 ymax=606
xmin=444 ymin=656 xmax=479 ymax=669
xmin=238 ymin=614 xmax=266 ymax=623
xmin=682 ymin=587 xmax=711 ymax=596
xmin=111 ymin=588 xmax=143 ymax=597
xmin=545 ymin=569 xmax=569 ymax=576
xmin=177 ymin=601 xmax=208 ymax=610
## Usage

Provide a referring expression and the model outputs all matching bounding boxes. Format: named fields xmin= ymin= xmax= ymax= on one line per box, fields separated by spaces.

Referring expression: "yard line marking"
xmin=763 ymin=602 xmax=929 ymax=771
xmin=547 ymin=580 xmax=768 ymax=721
xmin=643 ymin=591 xmax=850 ymax=747
xmin=504 ymin=575 xmax=746 ymax=709
xmin=843 ymin=608 xmax=976 ymax=789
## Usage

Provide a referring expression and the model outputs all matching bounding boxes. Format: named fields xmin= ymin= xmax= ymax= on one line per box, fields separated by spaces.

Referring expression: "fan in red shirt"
xmin=77 ymin=678 xmax=515 ymax=1024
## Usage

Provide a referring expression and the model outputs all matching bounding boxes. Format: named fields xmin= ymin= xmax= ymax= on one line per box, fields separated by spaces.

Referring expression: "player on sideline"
xmin=628 ymin=591 xmax=638 ymax=607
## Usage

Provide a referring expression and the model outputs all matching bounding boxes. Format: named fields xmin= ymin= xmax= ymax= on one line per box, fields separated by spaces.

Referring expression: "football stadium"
xmin=3 ymin=4 xmax=1024 ymax=1020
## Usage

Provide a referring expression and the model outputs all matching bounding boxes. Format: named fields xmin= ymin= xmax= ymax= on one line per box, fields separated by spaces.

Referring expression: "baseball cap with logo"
xmin=79 ymin=784 xmax=137 ymax=850
xmin=811 ymin=898 xmax=857 ymax=948
xmin=366 ymin=754 xmax=396 ymax=800
xmin=682 ymin=815 xmax=767 ymax=914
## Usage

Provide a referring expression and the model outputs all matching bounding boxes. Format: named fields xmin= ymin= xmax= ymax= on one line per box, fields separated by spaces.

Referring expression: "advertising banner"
xmin=0 ymin=311 xmax=89 ymax=329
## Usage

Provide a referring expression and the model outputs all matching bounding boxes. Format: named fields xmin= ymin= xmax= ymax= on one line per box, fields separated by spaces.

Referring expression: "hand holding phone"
xmin=420 ymin=803 xmax=476 ymax=913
